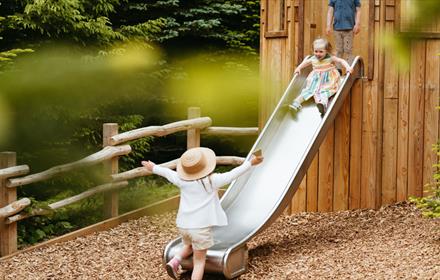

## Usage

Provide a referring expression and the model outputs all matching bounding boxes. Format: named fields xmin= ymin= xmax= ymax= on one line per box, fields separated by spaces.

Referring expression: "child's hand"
xmin=346 ymin=67 xmax=353 ymax=74
xmin=294 ymin=68 xmax=301 ymax=75
xmin=141 ymin=160 xmax=155 ymax=172
xmin=250 ymin=155 xmax=264 ymax=166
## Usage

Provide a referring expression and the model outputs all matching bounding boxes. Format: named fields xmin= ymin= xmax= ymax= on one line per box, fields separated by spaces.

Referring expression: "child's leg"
xmin=294 ymin=96 xmax=305 ymax=104
xmin=166 ymin=231 xmax=194 ymax=279
xmin=191 ymin=249 xmax=208 ymax=280
xmin=177 ymin=244 xmax=193 ymax=259
xmin=289 ymin=96 xmax=304 ymax=111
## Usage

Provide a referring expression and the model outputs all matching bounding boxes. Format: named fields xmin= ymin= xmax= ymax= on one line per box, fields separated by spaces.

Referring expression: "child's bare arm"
xmin=332 ymin=56 xmax=352 ymax=73
xmin=294 ymin=58 xmax=312 ymax=75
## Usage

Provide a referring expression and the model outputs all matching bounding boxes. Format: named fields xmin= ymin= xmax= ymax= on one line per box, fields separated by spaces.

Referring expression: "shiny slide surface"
xmin=164 ymin=57 xmax=364 ymax=279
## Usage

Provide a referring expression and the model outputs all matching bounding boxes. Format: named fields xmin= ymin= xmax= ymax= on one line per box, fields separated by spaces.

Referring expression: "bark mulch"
xmin=1 ymin=202 xmax=439 ymax=280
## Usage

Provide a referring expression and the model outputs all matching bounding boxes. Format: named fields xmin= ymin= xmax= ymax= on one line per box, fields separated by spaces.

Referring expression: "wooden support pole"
xmin=187 ymin=107 xmax=201 ymax=149
xmin=0 ymin=152 xmax=17 ymax=256
xmin=103 ymin=124 xmax=119 ymax=219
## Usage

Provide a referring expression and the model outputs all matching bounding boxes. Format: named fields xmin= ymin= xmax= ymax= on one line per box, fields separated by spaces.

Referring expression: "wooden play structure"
xmin=260 ymin=0 xmax=440 ymax=213
xmin=0 ymin=0 xmax=439 ymax=260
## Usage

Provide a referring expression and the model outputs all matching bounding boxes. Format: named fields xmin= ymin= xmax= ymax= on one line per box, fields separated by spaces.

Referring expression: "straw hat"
xmin=177 ymin=147 xmax=216 ymax=180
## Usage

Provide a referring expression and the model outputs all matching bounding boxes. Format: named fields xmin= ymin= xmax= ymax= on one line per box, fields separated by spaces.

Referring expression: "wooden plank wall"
xmin=260 ymin=0 xmax=440 ymax=213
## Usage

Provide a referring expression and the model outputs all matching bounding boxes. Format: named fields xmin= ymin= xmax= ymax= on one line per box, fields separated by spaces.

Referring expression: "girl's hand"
xmin=294 ymin=68 xmax=301 ymax=75
xmin=346 ymin=67 xmax=353 ymax=74
xmin=141 ymin=160 xmax=155 ymax=172
xmin=250 ymin=155 xmax=264 ymax=166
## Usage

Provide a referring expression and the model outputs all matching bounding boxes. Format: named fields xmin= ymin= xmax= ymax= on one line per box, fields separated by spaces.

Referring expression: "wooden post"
xmin=187 ymin=107 xmax=201 ymax=149
xmin=103 ymin=123 xmax=119 ymax=219
xmin=0 ymin=152 xmax=17 ymax=256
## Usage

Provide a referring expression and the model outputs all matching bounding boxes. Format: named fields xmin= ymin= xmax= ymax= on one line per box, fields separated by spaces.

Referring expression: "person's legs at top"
xmin=334 ymin=30 xmax=344 ymax=72
xmin=343 ymin=30 xmax=354 ymax=65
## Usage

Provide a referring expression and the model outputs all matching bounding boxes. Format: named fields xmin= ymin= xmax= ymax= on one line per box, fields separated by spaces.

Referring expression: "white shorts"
xmin=179 ymin=227 xmax=214 ymax=250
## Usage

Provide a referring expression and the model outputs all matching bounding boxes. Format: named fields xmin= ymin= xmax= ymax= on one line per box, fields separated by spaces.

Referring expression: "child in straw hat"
xmin=142 ymin=147 xmax=263 ymax=280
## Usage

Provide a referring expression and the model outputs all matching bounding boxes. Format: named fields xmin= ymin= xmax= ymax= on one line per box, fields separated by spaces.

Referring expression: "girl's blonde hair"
xmin=313 ymin=38 xmax=333 ymax=53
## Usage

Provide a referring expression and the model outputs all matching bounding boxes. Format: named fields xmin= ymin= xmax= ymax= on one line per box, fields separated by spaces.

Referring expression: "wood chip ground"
xmin=1 ymin=202 xmax=439 ymax=279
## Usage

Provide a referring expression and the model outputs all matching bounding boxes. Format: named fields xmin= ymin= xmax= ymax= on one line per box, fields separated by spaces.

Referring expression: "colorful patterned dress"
xmin=299 ymin=54 xmax=341 ymax=107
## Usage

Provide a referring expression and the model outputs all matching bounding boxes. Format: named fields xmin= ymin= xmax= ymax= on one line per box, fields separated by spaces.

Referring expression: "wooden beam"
xmin=422 ymin=40 xmax=440 ymax=193
xmin=187 ymin=107 xmax=201 ymax=149
xmin=397 ymin=67 xmax=410 ymax=201
xmin=0 ymin=165 xmax=29 ymax=179
xmin=103 ymin=123 xmax=119 ymax=219
xmin=408 ymin=41 xmax=426 ymax=198
xmin=110 ymin=117 xmax=212 ymax=146
xmin=333 ymin=96 xmax=351 ymax=211
xmin=201 ymin=127 xmax=259 ymax=136
xmin=349 ymin=80 xmax=363 ymax=209
xmin=318 ymin=126 xmax=334 ymax=212
xmin=7 ymin=145 xmax=131 ymax=188
xmin=6 ymin=181 xmax=129 ymax=224
xmin=0 ymin=152 xmax=17 ymax=256
xmin=0 ymin=198 xmax=31 ymax=219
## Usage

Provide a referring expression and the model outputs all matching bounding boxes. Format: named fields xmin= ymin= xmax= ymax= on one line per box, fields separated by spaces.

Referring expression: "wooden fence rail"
xmin=0 ymin=165 xmax=29 ymax=179
xmin=6 ymin=181 xmax=129 ymax=224
xmin=7 ymin=145 xmax=132 ymax=188
xmin=0 ymin=106 xmax=259 ymax=257
xmin=110 ymin=117 xmax=213 ymax=145
xmin=0 ymin=198 xmax=30 ymax=219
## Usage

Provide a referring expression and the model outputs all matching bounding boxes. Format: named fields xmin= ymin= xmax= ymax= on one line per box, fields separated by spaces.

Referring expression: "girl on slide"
xmin=289 ymin=38 xmax=352 ymax=116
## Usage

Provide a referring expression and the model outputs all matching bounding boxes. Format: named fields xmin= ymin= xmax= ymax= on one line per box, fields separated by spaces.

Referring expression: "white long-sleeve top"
xmin=153 ymin=161 xmax=252 ymax=229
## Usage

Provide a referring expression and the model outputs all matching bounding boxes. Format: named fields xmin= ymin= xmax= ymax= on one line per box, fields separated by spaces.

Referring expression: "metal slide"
xmin=164 ymin=56 xmax=364 ymax=279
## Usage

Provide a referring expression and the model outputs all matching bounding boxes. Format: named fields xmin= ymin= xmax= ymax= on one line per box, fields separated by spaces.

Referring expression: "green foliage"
xmin=410 ymin=143 xmax=440 ymax=219
xmin=1 ymin=0 xmax=260 ymax=246
xmin=386 ymin=0 xmax=440 ymax=69
xmin=0 ymin=48 xmax=34 ymax=71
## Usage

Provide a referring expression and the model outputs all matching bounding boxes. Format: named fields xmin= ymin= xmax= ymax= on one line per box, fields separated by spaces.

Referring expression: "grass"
xmin=119 ymin=178 xmax=180 ymax=214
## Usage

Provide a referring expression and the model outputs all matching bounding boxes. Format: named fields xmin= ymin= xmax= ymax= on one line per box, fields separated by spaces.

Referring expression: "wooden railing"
xmin=0 ymin=107 xmax=258 ymax=257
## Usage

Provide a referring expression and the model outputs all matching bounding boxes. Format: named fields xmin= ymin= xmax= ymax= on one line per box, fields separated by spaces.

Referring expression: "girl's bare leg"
xmin=177 ymin=244 xmax=193 ymax=259
xmin=191 ymin=249 xmax=207 ymax=280
xmin=289 ymin=96 xmax=304 ymax=111
xmin=166 ymin=245 xmax=193 ymax=279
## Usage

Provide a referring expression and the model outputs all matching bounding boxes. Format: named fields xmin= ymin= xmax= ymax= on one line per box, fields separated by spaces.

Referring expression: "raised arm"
xmin=331 ymin=56 xmax=352 ymax=73
xmin=294 ymin=57 xmax=313 ymax=75
xmin=212 ymin=161 xmax=252 ymax=189
xmin=142 ymin=160 xmax=183 ymax=187
xmin=212 ymin=155 xmax=263 ymax=188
